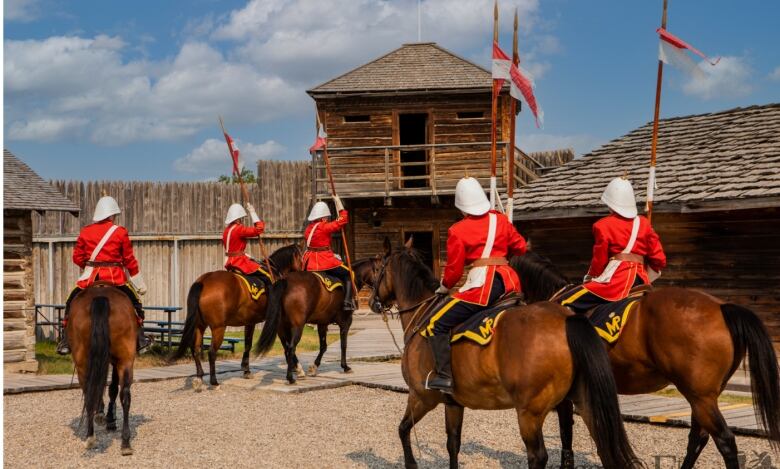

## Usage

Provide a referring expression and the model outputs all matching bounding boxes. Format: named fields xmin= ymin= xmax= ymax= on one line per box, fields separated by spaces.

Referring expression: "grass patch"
xmin=653 ymin=387 xmax=753 ymax=406
xmin=35 ymin=327 xmax=339 ymax=376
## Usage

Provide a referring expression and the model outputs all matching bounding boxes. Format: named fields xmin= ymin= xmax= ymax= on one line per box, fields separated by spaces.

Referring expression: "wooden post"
xmin=506 ymin=8 xmax=518 ymax=223
xmin=647 ymin=0 xmax=668 ymax=223
xmin=218 ymin=116 xmax=275 ymax=281
xmin=489 ymin=0 xmax=499 ymax=209
xmin=383 ymin=147 xmax=391 ymax=206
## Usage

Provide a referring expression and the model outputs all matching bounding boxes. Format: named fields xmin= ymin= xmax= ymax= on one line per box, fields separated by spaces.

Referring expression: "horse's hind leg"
xmin=445 ymin=404 xmax=464 ymax=469
xmin=680 ymin=417 xmax=710 ymax=469
xmin=516 ymin=408 xmax=548 ymax=469
xmin=118 ymin=366 xmax=133 ymax=456
xmin=208 ymin=326 xmax=226 ymax=387
xmin=688 ymin=396 xmax=738 ymax=468
xmin=339 ymin=313 xmax=353 ymax=373
xmin=308 ymin=324 xmax=328 ymax=376
xmin=286 ymin=326 xmax=304 ymax=384
xmin=106 ymin=366 xmax=119 ymax=431
xmin=556 ymin=400 xmax=575 ymax=469
xmin=399 ymin=392 xmax=437 ymax=469
xmin=241 ymin=324 xmax=254 ymax=378
xmin=192 ymin=325 xmax=205 ymax=391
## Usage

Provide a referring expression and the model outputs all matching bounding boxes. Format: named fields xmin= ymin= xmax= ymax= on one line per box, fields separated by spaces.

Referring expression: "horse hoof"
xmin=94 ymin=413 xmax=106 ymax=425
xmin=121 ymin=446 xmax=133 ymax=456
xmin=242 ymin=371 xmax=251 ymax=379
xmin=343 ymin=367 xmax=353 ymax=374
xmin=192 ymin=377 xmax=203 ymax=392
xmin=307 ymin=364 xmax=318 ymax=376
xmin=296 ymin=363 xmax=306 ymax=378
xmin=85 ymin=436 xmax=97 ymax=450
xmin=107 ymin=422 xmax=117 ymax=432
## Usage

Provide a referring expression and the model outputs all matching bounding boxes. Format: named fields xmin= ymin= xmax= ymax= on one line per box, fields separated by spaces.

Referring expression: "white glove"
xmin=246 ymin=203 xmax=261 ymax=224
xmin=436 ymin=282 xmax=450 ymax=295
xmin=333 ymin=195 xmax=345 ymax=213
xmin=131 ymin=273 xmax=148 ymax=296
xmin=582 ymin=274 xmax=593 ymax=284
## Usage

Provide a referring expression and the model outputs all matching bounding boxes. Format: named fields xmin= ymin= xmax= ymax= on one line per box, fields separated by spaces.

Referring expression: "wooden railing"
xmin=312 ymin=141 xmax=545 ymax=202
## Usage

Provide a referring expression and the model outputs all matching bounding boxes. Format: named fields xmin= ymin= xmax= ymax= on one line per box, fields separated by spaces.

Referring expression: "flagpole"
xmin=219 ymin=116 xmax=275 ymax=282
xmin=505 ymin=8 xmax=518 ymax=223
xmin=647 ymin=0 xmax=668 ymax=223
xmin=316 ymin=109 xmax=358 ymax=300
xmin=489 ymin=0 xmax=499 ymax=209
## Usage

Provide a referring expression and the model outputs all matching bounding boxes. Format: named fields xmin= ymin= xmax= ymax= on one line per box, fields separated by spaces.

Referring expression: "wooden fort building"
xmin=307 ymin=42 xmax=570 ymax=275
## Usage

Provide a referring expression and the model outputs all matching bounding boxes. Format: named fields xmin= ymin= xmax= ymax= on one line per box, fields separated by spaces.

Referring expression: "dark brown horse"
xmin=253 ymin=257 xmax=376 ymax=384
xmin=513 ymin=251 xmax=780 ymax=469
xmin=170 ymin=244 xmax=301 ymax=389
xmin=68 ymin=284 xmax=137 ymax=455
xmin=364 ymin=240 xmax=640 ymax=469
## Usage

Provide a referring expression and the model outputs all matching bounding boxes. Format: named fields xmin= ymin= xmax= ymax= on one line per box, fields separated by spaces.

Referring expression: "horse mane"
xmin=268 ymin=244 xmax=301 ymax=272
xmin=510 ymin=251 xmax=570 ymax=303
xmin=392 ymin=249 xmax=439 ymax=303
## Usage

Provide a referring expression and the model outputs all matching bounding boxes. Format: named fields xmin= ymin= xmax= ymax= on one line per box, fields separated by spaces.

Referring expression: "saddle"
xmin=586 ymin=285 xmax=652 ymax=344
xmin=229 ymin=270 xmax=266 ymax=301
xmin=310 ymin=272 xmax=343 ymax=292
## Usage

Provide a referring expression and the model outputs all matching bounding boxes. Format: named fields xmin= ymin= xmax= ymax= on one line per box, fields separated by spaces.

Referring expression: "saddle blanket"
xmin=231 ymin=272 xmax=266 ymax=301
xmin=450 ymin=306 xmax=509 ymax=346
xmin=311 ymin=272 xmax=343 ymax=292
xmin=589 ymin=297 xmax=639 ymax=344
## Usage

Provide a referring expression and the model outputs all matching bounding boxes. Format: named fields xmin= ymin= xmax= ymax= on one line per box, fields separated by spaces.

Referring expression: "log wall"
xmin=4 ymin=209 xmax=38 ymax=372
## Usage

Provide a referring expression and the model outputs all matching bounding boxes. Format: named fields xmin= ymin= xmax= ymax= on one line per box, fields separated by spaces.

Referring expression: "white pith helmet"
xmin=92 ymin=196 xmax=121 ymax=222
xmin=601 ymin=177 xmax=638 ymax=218
xmin=308 ymin=201 xmax=331 ymax=221
xmin=225 ymin=203 xmax=247 ymax=225
xmin=454 ymin=177 xmax=491 ymax=216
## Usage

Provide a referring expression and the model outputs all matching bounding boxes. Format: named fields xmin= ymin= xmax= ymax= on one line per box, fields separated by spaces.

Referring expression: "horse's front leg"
xmin=339 ymin=313 xmax=353 ymax=373
xmin=308 ymin=324 xmax=328 ymax=376
xmin=241 ymin=324 xmax=255 ymax=378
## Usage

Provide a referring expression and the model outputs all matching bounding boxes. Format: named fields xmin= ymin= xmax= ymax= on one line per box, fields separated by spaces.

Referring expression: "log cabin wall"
xmin=4 ymin=209 xmax=38 ymax=372
xmin=519 ymin=207 xmax=780 ymax=349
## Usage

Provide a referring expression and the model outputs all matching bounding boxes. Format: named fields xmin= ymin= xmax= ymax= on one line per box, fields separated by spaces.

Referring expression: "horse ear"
xmin=404 ymin=235 xmax=414 ymax=249
xmin=526 ymin=238 xmax=533 ymax=251
xmin=383 ymin=236 xmax=392 ymax=257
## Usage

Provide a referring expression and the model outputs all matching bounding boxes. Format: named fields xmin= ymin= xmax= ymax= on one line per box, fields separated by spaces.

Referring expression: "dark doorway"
xmin=404 ymin=231 xmax=434 ymax=272
xmin=399 ymin=113 xmax=429 ymax=188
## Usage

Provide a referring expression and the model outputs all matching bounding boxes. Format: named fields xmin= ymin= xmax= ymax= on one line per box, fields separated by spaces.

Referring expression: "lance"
xmin=505 ymin=8 xmax=519 ymax=223
xmin=489 ymin=0 xmax=500 ymax=209
xmin=646 ymin=0 xmax=669 ymax=223
xmin=219 ymin=116 xmax=275 ymax=282
xmin=316 ymin=110 xmax=358 ymax=300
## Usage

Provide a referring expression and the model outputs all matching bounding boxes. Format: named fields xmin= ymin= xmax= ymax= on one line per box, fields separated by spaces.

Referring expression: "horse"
xmin=363 ymin=239 xmax=640 ymax=469
xmin=68 ymin=284 xmax=137 ymax=455
xmin=170 ymin=244 xmax=302 ymax=389
xmin=253 ymin=257 xmax=376 ymax=384
xmin=512 ymin=251 xmax=780 ymax=469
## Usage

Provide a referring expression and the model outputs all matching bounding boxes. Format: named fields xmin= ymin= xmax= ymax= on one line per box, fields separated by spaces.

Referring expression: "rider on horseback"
xmin=423 ymin=177 xmax=527 ymax=394
xmin=559 ymin=176 xmax=667 ymax=313
xmin=57 ymin=196 xmax=151 ymax=355
xmin=223 ymin=203 xmax=273 ymax=290
xmin=302 ymin=197 xmax=355 ymax=311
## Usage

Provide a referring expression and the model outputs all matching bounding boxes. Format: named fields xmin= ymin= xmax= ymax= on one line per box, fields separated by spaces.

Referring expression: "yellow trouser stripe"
xmin=423 ymin=297 xmax=461 ymax=336
xmin=561 ymin=287 xmax=589 ymax=306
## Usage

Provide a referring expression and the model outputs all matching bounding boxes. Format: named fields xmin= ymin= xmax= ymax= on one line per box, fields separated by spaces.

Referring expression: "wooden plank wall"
xmin=520 ymin=208 xmax=780 ymax=348
xmin=4 ymin=210 xmax=38 ymax=371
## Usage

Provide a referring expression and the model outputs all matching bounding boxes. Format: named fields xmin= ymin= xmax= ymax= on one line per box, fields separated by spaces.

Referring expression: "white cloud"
xmin=682 ymin=56 xmax=753 ymax=100
xmin=519 ymin=133 xmax=604 ymax=158
xmin=173 ymin=138 xmax=286 ymax=175
xmin=4 ymin=0 xmax=39 ymax=22
xmin=769 ymin=66 xmax=780 ymax=81
xmin=7 ymin=117 xmax=89 ymax=141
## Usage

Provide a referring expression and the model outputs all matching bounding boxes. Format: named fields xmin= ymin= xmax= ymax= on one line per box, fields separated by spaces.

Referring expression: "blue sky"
xmin=4 ymin=0 xmax=780 ymax=181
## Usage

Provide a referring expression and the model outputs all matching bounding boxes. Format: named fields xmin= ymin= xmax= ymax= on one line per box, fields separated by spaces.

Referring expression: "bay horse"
xmin=170 ymin=244 xmax=301 ymax=389
xmin=512 ymin=251 xmax=780 ymax=469
xmin=253 ymin=257 xmax=376 ymax=384
xmin=364 ymin=239 xmax=640 ymax=469
xmin=68 ymin=284 xmax=137 ymax=455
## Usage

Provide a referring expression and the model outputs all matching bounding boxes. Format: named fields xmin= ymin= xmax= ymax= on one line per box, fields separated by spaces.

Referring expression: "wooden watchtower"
xmin=307 ymin=42 xmax=549 ymax=276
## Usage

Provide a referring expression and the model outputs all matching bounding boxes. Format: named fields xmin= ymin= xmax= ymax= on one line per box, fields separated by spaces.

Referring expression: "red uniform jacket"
xmin=583 ymin=214 xmax=667 ymax=301
xmin=223 ymin=221 xmax=266 ymax=274
xmin=442 ymin=210 xmax=527 ymax=305
xmin=302 ymin=210 xmax=348 ymax=271
xmin=73 ymin=220 xmax=139 ymax=289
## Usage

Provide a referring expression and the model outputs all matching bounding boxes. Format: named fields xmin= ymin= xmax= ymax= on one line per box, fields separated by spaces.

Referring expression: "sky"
xmin=4 ymin=0 xmax=780 ymax=181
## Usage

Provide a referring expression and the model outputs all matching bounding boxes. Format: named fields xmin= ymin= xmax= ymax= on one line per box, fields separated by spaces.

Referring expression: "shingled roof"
xmin=308 ymin=42 xmax=492 ymax=96
xmin=514 ymin=104 xmax=780 ymax=220
xmin=4 ymin=149 xmax=80 ymax=212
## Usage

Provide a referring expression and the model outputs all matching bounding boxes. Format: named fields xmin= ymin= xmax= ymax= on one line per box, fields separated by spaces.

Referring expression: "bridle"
xmin=368 ymin=255 xmax=392 ymax=315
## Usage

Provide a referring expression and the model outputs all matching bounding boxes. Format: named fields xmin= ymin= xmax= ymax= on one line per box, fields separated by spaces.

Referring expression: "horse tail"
xmin=721 ymin=303 xmax=780 ymax=447
xmin=565 ymin=314 xmax=642 ymax=468
xmin=80 ymin=296 xmax=111 ymax=427
xmin=169 ymin=282 xmax=203 ymax=361
xmin=254 ymin=278 xmax=287 ymax=356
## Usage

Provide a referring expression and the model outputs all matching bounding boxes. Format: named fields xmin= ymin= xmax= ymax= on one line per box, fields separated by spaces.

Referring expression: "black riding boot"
xmin=56 ymin=324 xmax=71 ymax=355
xmin=343 ymin=280 xmax=355 ymax=311
xmin=426 ymin=334 xmax=454 ymax=394
xmin=135 ymin=306 xmax=152 ymax=352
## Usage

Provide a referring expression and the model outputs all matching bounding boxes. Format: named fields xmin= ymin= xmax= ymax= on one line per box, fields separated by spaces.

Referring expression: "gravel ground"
xmin=4 ymin=378 xmax=775 ymax=468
